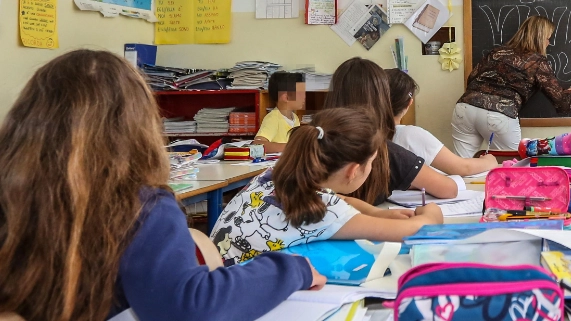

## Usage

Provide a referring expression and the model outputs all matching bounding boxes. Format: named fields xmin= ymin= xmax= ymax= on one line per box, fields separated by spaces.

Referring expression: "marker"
xmin=485 ymin=133 xmax=494 ymax=155
xmin=525 ymin=206 xmax=563 ymax=213
xmin=421 ymin=188 xmax=426 ymax=206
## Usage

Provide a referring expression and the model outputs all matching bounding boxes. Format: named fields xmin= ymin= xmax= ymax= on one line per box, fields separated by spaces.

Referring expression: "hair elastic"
xmin=315 ymin=126 xmax=324 ymax=140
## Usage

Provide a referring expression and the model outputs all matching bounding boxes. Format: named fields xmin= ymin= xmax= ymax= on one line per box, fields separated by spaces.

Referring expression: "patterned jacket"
xmin=458 ymin=46 xmax=571 ymax=118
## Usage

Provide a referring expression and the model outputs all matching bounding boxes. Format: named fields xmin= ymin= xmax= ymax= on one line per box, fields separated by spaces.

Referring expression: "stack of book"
xmin=301 ymin=114 xmax=313 ymax=124
xmin=228 ymin=112 xmax=256 ymax=133
xmin=141 ymin=64 xmax=232 ymax=91
xmin=163 ymin=117 xmax=197 ymax=134
xmin=193 ymin=107 xmax=235 ymax=133
xmin=227 ymin=61 xmax=281 ymax=89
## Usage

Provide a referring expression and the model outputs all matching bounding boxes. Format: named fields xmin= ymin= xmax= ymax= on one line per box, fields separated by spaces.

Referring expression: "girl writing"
xmin=210 ymin=108 xmax=443 ymax=264
xmin=386 ymin=68 xmax=498 ymax=176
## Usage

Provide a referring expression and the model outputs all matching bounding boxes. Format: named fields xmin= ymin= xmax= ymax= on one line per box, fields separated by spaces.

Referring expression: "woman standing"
xmin=453 ymin=16 xmax=571 ymax=158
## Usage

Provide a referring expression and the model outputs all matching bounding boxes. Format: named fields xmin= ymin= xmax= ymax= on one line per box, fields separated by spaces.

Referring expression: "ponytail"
xmin=273 ymin=108 xmax=382 ymax=228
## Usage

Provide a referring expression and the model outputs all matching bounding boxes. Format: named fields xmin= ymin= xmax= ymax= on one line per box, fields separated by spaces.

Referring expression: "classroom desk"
xmin=177 ymin=162 xmax=268 ymax=233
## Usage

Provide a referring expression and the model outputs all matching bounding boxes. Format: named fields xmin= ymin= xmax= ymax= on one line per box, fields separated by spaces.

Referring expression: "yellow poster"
xmin=19 ymin=0 xmax=59 ymax=49
xmin=155 ymin=0 xmax=231 ymax=45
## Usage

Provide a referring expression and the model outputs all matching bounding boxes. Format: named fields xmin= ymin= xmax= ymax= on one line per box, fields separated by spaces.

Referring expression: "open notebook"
xmin=255 ymin=285 xmax=393 ymax=321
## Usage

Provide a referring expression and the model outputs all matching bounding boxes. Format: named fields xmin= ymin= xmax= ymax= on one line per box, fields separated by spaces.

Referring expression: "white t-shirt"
xmin=392 ymin=125 xmax=444 ymax=166
xmin=209 ymin=168 xmax=360 ymax=265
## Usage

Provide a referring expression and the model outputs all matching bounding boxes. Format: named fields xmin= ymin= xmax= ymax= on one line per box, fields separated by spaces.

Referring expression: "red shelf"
xmin=154 ymin=89 xmax=260 ymax=96
xmin=163 ymin=132 xmax=256 ymax=137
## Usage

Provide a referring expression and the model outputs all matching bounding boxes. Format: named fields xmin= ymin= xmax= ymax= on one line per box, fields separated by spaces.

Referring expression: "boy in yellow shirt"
xmin=254 ymin=72 xmax=305 ymax=153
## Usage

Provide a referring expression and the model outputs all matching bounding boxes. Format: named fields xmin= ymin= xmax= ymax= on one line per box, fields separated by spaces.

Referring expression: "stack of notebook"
xmin=227 ymin=61 xmax=281 ymax=89
xmin=193 ymin=107 xmax=235 ymax=133
xmin=291 ymin=67 xmax=332 ymax=91
xmin=163 ymin=117 xmax=197 ymax=134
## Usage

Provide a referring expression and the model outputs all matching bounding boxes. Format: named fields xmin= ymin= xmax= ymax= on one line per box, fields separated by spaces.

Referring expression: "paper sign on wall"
xmin=155 ymin=0 xmax=231 ymax=45
xmin=19 ymin=0 xmax=59 ymax=49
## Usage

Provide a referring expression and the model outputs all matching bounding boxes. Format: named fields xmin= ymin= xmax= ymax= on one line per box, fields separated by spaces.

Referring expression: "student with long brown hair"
xmin=323 ymin=57 xmax=459 ymax=204
xmin=386 ymin=68 xmax=498 ymax=176
xmin=0 ymin=49 xmax=325 ymax=321
xmin=210 ymin=108 xmax=442 ymax=265
xmin=454 ymin=16 xmax=571 ymax=157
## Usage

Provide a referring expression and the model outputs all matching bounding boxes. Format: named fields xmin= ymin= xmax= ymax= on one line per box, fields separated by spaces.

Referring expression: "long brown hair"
xmin=386 ymin=68 xmax=418 ymax=117
xmin=273 ymin=108 xmax=382 ymax=227
xmin=0 ymin=50 xmax=170 ymax=321
xmin=323 ymin=57 xmax=393 ymax=203
xmin=506 ymin=16 xmax=554 ymax=56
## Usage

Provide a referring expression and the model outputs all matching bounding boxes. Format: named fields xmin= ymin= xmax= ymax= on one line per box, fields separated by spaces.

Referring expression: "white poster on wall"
xmin=74 ymin=0 xmax=157 ymax=22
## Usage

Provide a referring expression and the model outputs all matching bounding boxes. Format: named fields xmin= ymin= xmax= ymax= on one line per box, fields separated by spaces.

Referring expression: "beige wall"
xmin=0 ymin=1 xmax=567 ymax=147
xmin=0 ymin=1 xmax=153 ymax=119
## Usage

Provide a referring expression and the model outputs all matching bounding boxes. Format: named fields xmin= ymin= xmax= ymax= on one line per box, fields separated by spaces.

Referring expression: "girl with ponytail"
xmin=210 ymin=108 xmax=442 ymax=265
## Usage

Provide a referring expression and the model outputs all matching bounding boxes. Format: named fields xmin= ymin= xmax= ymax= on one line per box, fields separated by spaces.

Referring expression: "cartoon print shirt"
xmin=209 ymin=168 xmax=360 ymax=265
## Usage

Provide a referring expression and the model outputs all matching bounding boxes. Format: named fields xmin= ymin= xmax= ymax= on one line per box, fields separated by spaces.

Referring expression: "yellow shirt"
xmin=255 ymin=109 xmax=300 ymax=143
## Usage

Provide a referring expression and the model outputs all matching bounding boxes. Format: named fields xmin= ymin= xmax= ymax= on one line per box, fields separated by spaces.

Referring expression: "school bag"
xmin=394 ymin=262 xmax=565 ymax=321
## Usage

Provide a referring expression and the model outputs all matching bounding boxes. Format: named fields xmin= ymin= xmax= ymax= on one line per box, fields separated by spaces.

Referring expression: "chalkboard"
xmin=464 ymin=0 xmax=571 ymax=121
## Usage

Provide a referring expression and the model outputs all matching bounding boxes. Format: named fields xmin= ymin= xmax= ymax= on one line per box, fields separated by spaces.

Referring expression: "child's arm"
xmin=431 ymin=147 xmax=498 ymax=176
xmin=252 ymin=136 xmax=287 ymax=153
xmin=410 ymin=165 xmax=458 ymax=199
xmin=341 ymin=195 xmax=414 ymax=219
xmin=331 ymin=203 xmax=443 ymax=242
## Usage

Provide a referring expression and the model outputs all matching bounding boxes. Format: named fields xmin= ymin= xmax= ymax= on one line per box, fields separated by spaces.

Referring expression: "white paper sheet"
xmin=330 ymin=0 xmax=368 ymax=46
xmin=387 ymin=0 xmax=422 ymax=24
xmin=388 ymin=190 xmax=484 ymax=207
xmin=74 ymin=0 xmax=157 ymax=22
xmin=256 ymin=0 xmax=300 ymax=19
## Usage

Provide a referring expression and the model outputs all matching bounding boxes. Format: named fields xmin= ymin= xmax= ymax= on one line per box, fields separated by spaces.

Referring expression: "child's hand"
xmin=479 ymin=153 xmax=498 ymax=166
xmin=414 ymin=203 xmax=443 ymax=224
xmin=306 ymin=258 xmax=326 ymax=291
xmin=384 ymin=209 xmax=415 ymax=219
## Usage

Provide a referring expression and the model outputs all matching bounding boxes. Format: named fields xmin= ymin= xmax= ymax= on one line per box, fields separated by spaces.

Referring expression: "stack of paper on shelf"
xmin=227 ymin=61 xmax=281 ymax=89
xmin=141 ymin=64 xmax=232 ymax=91
xmin=291 ymin=67 xmax=332 ymax=91
xmin=163 ymin=118 xmax=197 ymax=134
xmin=193 ymin=107 xmax=235 ymax=133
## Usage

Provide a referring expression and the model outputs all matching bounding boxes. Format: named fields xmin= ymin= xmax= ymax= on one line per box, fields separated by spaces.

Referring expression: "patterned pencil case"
xmin=485 ymin=167 xmax=570 ymax=212
xmin=394 ymin=262 xmax=564 ymax=321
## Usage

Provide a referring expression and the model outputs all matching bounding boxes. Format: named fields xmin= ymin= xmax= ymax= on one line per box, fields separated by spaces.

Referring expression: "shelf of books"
xmin=156 ymin=90 xmax=260 ymax=145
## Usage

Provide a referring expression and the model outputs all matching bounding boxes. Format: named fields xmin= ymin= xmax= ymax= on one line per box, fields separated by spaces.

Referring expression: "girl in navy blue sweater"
xmin=0 ymin=50 xmax=325 ymax=321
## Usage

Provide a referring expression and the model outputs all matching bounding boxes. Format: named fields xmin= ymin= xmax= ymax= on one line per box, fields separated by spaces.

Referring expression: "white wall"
xmin=0 ymin=1 xmax=153 ymax=119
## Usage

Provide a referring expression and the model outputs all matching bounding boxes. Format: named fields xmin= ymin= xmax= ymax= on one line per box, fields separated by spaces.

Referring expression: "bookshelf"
xmin=258 ymin=90 xmax=416 ymax=125
xmin=155 ymin=90 xmax=260 ymax=145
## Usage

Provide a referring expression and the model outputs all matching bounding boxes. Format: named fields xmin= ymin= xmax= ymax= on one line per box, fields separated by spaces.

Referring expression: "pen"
xmin=491 ymin=195 xmax=551 ymax=201
xmin=421 ymin=188 xmax=426 ymax=206
xmin=467 ymin=181 xmax=485 ymax=184
xmin=485 ymin=133 xmax=494 ymax=155
xmin=386 ymin=199 xmax=415 ymax=208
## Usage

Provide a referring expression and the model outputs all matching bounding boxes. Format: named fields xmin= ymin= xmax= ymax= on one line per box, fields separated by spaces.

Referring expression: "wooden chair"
xmin=473 ymin=150 xmax=522 ymax=163
xmin=0 ymin=313 xmax=25 ymax=321
xmin=189 ymin=228 xmax=223 ymax=271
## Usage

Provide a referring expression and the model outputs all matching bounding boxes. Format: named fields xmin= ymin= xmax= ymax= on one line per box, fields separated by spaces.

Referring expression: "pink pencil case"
xmin=394 ymin=262 xmax=564 ymax=321
xmin=485 ymin=167 xmax=570 ymax=212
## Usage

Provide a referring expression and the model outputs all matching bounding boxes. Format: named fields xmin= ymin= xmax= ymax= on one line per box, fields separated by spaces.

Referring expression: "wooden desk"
xmin=177 ymin=162 xmax=268 ymax=233
xmin=194 ymin=162 xmax=266 ymax=182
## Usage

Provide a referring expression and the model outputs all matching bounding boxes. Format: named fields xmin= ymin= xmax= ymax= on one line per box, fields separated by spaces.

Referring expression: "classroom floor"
xmin=184 ymin=187 xmax=241 ymax=236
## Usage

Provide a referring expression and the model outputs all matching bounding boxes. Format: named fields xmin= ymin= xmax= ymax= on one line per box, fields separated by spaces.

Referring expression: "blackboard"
xmin=464 ymin=0 xmax=571 ymax=122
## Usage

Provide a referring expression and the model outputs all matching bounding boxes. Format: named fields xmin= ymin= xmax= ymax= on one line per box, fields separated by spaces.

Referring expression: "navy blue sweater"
xmin=108 ymin=189 xmax=313 ymax=321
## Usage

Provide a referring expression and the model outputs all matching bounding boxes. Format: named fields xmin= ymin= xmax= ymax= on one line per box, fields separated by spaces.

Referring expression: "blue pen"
xmin=485 ymin=133 xmax=494 ymax=155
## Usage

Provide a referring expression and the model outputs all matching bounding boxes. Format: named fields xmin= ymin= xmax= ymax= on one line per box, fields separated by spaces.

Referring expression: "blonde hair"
xmin=506 ymin=16 xmax=554 ymax=55
xmin=0 ymin=50 xmax=170 ymax=321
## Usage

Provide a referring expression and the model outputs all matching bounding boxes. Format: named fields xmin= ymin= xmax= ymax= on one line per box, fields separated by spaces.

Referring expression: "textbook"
xmin=541 ymin=251 xmax=571 ymax=285
xmin=167 ymin=182 xmax=194 ymax=194
xmin=411 ymin=3 xmax=439 ymax=32
xmin=403 ymin=221 xmax=563 ymax=245
xmin=255 ymin=284 xmax=392 ymax=321
xmin=281 ymin=240 xmax=406 ymax=285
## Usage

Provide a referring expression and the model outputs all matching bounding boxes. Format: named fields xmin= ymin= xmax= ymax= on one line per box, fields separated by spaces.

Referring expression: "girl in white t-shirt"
xmin=210 ymin=108 xmax=443 ymax=265
xmin=386 ymin=68 xmax=498 ymax=176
